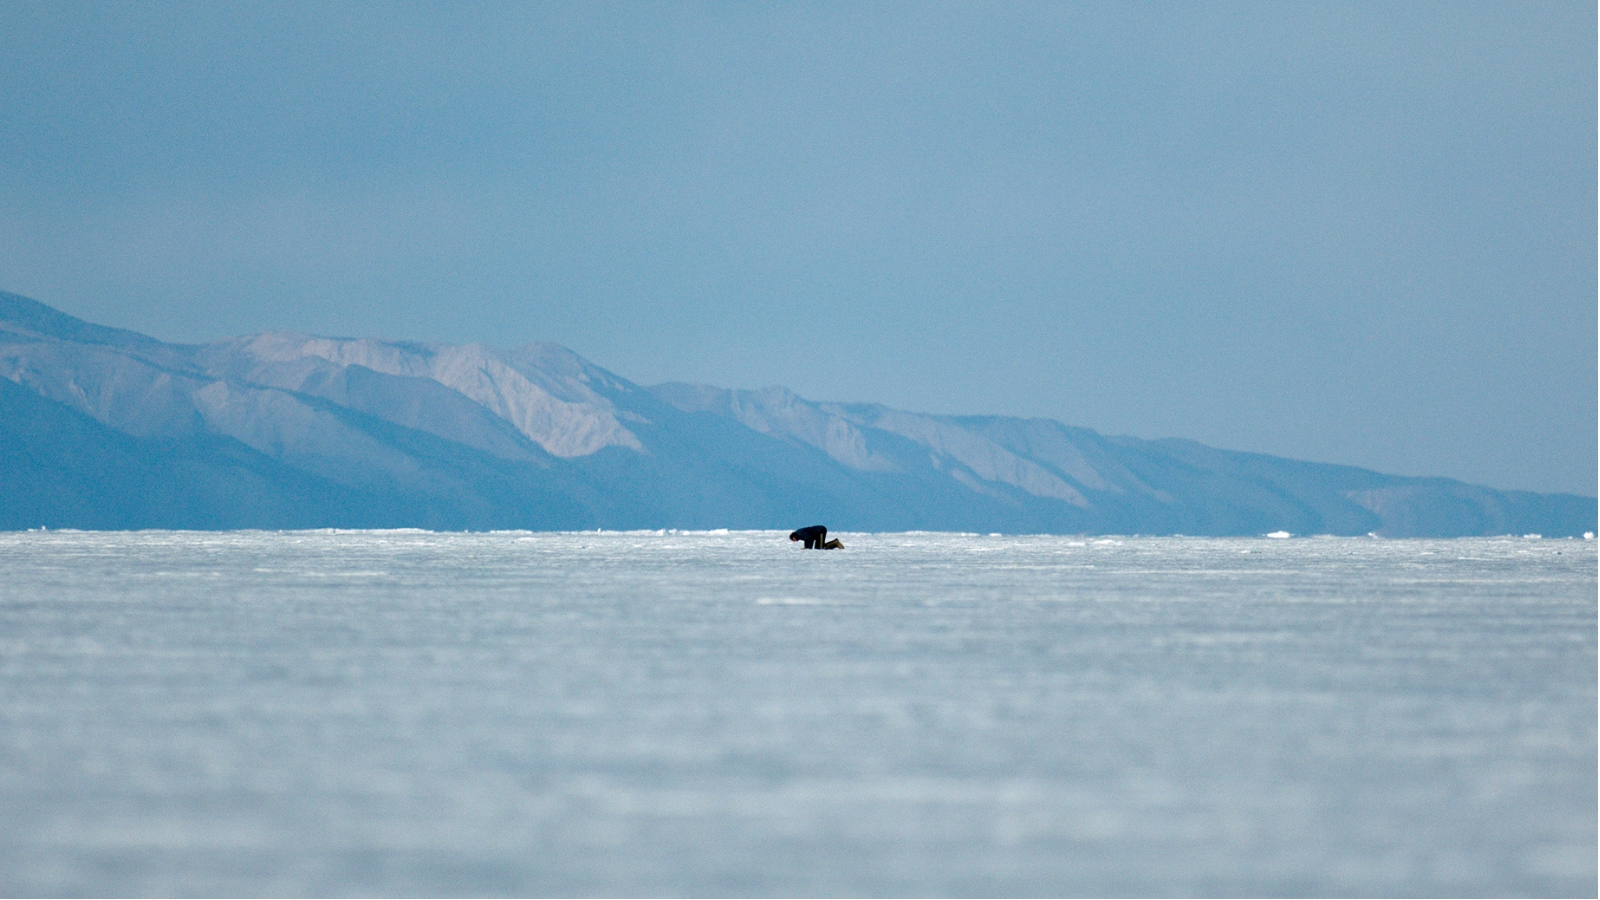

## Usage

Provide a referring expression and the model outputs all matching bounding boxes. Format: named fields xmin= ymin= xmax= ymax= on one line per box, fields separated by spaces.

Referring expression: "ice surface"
xmin=0 ymin=531 xmax=1593 ymax=896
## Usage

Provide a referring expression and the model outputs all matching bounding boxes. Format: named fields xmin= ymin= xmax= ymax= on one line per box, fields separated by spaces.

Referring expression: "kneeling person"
xmin=789 ymin=525 xmax=843 ymax=549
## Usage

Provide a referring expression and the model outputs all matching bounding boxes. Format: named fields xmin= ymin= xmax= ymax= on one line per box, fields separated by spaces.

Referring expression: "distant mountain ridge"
xmin=1 ymin=290 xmax=1593 ymax=536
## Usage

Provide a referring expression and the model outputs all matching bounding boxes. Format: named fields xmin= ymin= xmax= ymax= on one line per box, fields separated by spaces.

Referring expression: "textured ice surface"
xmin=0 ymin=531 xmax=1593 ymax=897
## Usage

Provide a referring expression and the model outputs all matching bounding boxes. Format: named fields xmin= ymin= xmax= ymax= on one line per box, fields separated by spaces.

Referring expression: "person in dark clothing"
xmin=789 ymin=525 xmax=842 ymax=549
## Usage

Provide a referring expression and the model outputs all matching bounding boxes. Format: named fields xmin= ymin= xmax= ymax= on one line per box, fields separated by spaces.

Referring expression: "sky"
xmin=0 ymin=1 xmax=1593 ymax=496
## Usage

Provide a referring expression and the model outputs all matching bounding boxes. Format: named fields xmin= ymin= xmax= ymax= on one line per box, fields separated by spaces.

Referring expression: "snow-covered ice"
xmin=0 ymin=531 xmax=1593 ymax=896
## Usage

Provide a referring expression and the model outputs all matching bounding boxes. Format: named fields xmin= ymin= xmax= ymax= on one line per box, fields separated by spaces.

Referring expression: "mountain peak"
xmin=0 ymin=291 xmax=173 ymax=354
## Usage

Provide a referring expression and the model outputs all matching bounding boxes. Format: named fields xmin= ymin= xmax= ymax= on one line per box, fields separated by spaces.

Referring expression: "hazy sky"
xmin=1 ymin=1 xmax=1593 ymax=495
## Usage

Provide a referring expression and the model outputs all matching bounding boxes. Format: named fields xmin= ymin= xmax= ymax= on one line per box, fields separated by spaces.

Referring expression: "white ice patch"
xmin=0 ymin=531 xmax=1590 ymax=898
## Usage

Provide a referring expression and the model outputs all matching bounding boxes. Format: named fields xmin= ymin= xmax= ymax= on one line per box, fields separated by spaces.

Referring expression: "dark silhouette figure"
xmin=789 ymin=525 xmax=842 ymax=549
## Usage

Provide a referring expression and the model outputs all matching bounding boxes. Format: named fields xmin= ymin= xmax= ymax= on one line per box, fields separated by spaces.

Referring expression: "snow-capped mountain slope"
xmin=195 ymin=334 xmax=645 ymax=458
xmin=1 ymin=290 xmax=1593 ymax=535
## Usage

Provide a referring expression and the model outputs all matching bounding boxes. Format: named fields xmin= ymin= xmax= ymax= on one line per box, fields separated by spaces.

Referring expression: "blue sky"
xmin=0 ymin=1 xmax=1593 ymax=495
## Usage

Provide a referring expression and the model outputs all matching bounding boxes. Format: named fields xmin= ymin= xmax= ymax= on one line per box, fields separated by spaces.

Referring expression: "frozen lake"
xmin=0 ymin=530 xmax=1593 ymax=897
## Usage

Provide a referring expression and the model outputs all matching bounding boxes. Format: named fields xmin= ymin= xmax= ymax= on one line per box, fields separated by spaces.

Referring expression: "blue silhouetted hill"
xmin=1 ymin=290 xmax=1593 ymax=535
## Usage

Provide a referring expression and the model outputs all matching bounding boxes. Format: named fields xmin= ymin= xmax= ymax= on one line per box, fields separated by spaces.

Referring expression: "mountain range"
xmin=1 ymin=290 xmax=1592 ymax=536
